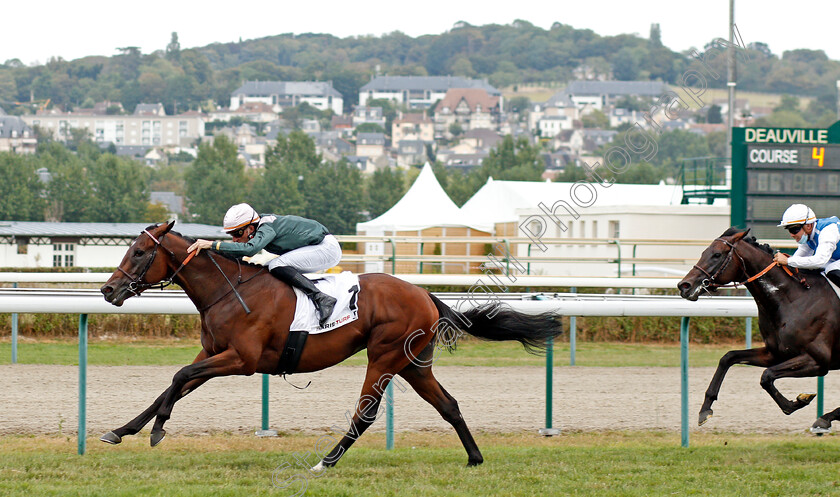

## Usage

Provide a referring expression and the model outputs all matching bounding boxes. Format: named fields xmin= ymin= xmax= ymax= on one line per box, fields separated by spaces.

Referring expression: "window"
xmin=609 ymin=220 xmax=620 ymax=239
xmin=591 ymin=221 xmax=598 ymax=238
xmin=53 ymin=243 xmax=75 ymax=267
xmin=16 ymin=238 xmax=28 ymax=255
xmin=579 ymin=221 xmax=585 ymax=238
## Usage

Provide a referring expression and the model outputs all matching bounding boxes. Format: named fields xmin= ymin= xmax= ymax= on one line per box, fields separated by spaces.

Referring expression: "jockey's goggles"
xmin=227 ymin=226 xmax=250 ymax=238
xmin=785 ymin=224 xmax=805 ymax=235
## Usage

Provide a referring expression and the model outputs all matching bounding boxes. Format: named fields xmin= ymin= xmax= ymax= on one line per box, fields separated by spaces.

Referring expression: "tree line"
xmin=2 ymin=23 xmax=838 ymax=117
xmin=0 ymin=133 xmax=402 ymax=233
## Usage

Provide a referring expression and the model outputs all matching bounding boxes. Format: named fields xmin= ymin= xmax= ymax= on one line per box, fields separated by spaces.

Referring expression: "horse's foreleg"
xmin=699 ymin=347 xmax=774 ymax=426
xmin=399 ymin=363 xmax=483 ymax=466
xmin=148 ymin=348 xmax=253 ymax=446
xmin=760 ymin=353 xmax=823 ymax=415
xmin=101 ymin=350 xmax=210 ymax=445
xmin=812 ymin=405 xmax=840 ymax=433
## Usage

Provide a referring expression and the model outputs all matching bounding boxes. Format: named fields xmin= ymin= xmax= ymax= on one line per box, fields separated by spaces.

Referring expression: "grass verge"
xmin=0 ymin=432 xmax=838 ymax=496
xmin=0 ymin=338 xmax=752 ymax=367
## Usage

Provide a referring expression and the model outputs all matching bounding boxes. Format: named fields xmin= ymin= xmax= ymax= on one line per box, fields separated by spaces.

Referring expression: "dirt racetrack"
xmin=2 ymin=364 xmax=838 ymax=436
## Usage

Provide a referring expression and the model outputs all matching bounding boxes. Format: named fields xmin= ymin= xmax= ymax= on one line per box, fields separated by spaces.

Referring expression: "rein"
xmin=694 ymin=237 xmax=809 ymax=291
xmin=119 ymin=229 xmax=261 ymax=313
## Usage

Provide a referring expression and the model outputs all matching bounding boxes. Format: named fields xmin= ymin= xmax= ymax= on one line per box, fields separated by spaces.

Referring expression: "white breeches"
xmin=267 ymin=234 xmax=342 ymax=273
xmin=825 ymin=259 xmax=840 ymax=273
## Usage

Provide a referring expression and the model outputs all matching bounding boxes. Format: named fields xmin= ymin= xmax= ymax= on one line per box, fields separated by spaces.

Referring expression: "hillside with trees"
xmin=2 ymin=22 xmax=839 ymax=115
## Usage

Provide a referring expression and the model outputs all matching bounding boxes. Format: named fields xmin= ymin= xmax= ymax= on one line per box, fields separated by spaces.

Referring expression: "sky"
xmin=3 ymin=0 xmax=839 ymax=65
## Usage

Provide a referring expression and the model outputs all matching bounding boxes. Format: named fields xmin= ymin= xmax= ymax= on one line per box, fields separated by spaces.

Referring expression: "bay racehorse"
xmin=99 ymin=221 xmax=562 ymax=467
xmin=678 ymin=227 xmax=840 ymax=432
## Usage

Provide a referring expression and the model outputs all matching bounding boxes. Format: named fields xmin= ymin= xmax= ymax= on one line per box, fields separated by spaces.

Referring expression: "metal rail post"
xmin=385 ymin=382 xmax=394 ymax=450
xmin=255 ymin=374 xmax=277 ymax=437
xmin=78 ymin=314 xmax=88 ymax=455
xmin=11 ymin=282 xmax=17 ymax=363
xmin=539 ymin=337 xmax=560 ymax=436
xmin=262 ymin=374 xmax=269 ymax=430
xmin=680 ymin=317 xmax=690 ymax=448
xmin=569 ymin=287 xmax=577 ymax=366
xmin=745 ymin=317 xmax=752 ymax=349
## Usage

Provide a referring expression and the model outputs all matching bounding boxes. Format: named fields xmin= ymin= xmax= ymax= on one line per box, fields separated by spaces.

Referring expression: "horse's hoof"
xmin=100 ymin=431 xmax=122 ymax=445
xmin=150 ymin=430 xmax=166 ymax=447
xmin=811 ymin=418 xmax=831 ymax=434
xmin=797 ymin=392 xmax=817 ymax=404
xmin=698 ymin=409 xmax=713 ymax=426
xmin=467 ymin=457 xmax=484 ymax=467
xmin=310 ymin=461 xmax=326 ymax=474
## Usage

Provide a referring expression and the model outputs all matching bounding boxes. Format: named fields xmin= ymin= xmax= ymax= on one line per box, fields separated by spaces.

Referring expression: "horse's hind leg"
xmin=398 ymin=362 xmax=483 ymax=466
xmin=699 ymin=347 xmax=774 ymax=425
xmin=101 ymin=350 xmax=210 ymax=444
xmin=760 ymin=353 xmax=824 ymax=415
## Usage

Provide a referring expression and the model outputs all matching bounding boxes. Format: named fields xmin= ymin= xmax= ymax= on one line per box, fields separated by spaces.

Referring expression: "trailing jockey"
xmin=774 ymin=203 xmax=840 ymax=287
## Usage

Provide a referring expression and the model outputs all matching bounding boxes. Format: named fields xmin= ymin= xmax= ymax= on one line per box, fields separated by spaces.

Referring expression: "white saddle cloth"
xmin=289 ymin=271 xmax=361 ymax=334
xmin=823 ymin=273 xmax=840 ymax=300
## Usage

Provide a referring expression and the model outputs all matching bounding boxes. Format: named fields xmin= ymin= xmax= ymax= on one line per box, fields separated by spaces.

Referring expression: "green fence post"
xmin=255 ymin=374 xmax=277 ymax=437
xmin=680 ymin=317 xmax=690 ymax=448
xmin=11 ymin=282 xmax=17 ymax=364
xmin=745 ymin=317 xmax=752 ymax=349
xmin=569 ymin=287 xmax=577 ymax=366
xmin=818 ymin=376 xmax=825 ymax=420
xmin=262 ymin=374 xmax=269 ymax=430
xmin=385 ymin=382 xmax=394 ymax=450
xmin=78 ymin=314 xmax=88 ymax=456
xmin=539 ymin=337 xmax=560 ymax=436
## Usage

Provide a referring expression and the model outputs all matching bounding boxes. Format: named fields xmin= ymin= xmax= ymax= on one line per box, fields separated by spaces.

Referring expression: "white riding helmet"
xmin=223 ymin=203 xmax=260 ymax=232
xmin=778 ymin=204 xmax=816 ymax=227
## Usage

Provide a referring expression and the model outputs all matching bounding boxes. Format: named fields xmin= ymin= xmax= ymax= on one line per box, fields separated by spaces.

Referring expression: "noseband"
xmin=117 ymin=229 xmax=195 ymax=295
xmin=693 ymin=237 xmax=808 ymax=290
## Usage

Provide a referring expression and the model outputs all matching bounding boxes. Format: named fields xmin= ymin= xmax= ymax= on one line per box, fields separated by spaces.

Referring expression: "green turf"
xmin=0 ymin=338 xmax=750 ymax=368
xmin=0 ymin=432 xmax=838 ymax=496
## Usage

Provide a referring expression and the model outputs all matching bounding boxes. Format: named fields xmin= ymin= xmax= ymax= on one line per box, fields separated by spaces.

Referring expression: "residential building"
xmin=529 ymin=92 xmax=580 ymax=134
xmin=359 ymin=76 xmax=501 ymax=109
xmin=433 ymin=88 xmax=501 ymax=137
xmin=391 ymin=112 xmax=434 ymax=144
xmin=0 ymin=111 xmax=37 ymax=154
xmin=562 ymin=80 xmax=669 ymax=111
xmin=395 ymin=140 xmax=428 ymax=168
xmin=353 ymin=107 xmax=386 ymax=130
xmin=24 ymin=104 xmax=205 ymax=147
xmin=207 ymin=102 xmax=278 ymax=123
xmin=231 ymin=81 xmax=343 ymax=114
xmin=356 ymin=132 xmax=386 ymax=158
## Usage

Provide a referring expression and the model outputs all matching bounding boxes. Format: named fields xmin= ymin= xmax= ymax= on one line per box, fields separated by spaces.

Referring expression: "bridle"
xmin=117 ymin=229 xmax=196 ymax=296
xmin=693 ymin=236 xmax=808 ymax=291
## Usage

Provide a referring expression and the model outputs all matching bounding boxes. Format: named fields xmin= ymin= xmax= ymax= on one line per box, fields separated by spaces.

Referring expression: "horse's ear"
xmin=732 ymin=228 xmax=751 ymax=242
xmin=162 ymin=219 xmax=176 ymax=234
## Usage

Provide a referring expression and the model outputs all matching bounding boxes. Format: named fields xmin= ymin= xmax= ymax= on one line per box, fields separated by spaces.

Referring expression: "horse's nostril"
xmin=101 ymin=286 xmax=113 ymax=295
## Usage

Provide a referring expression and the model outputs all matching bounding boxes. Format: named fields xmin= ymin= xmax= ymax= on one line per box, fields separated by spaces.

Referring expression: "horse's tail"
xmin=428 ymin=293 xmax=563 ymax=355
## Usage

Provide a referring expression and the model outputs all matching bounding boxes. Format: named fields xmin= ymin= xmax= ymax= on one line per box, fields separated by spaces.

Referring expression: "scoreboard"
xmin=732 ymin=123 xmax=840 ymax=240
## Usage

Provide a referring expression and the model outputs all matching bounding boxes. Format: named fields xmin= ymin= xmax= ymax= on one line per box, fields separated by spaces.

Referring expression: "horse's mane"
xmin=721 ymin=227 xmax=774 ymax=255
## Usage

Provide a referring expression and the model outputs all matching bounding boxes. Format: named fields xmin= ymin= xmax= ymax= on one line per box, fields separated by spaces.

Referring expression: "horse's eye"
xmin=133 ymin=250 xmax=143 ymax=257
xmin=712 ymin=253 xmax=721 ymax=259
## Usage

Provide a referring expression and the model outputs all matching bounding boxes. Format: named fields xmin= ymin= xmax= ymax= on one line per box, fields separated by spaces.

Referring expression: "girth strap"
xmin=276 ymin=330 xmax=309 ymax=376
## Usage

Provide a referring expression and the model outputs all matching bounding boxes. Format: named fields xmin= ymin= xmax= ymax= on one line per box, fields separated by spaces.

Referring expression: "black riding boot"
xmin=270 ymin=266 xmax=337 ymax=327
xmin=827 ymin=270 xmax=840 ymax=288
